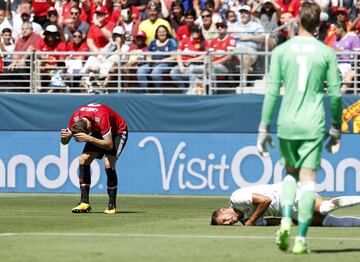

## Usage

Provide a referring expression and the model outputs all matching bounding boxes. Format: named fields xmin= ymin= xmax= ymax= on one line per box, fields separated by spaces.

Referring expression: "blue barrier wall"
xmin=0 ymin=94 xmax=359 ymax=195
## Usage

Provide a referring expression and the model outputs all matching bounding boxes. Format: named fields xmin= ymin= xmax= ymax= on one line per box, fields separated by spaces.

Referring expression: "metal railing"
xmin=0 ymin=49 xmax=359 ymax=95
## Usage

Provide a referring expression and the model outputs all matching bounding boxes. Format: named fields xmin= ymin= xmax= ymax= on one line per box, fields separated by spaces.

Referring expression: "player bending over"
xmin=211 ymin=183 xmax=360 ymax=227
xmin=60 ymin=103 xmax=128 ymax=214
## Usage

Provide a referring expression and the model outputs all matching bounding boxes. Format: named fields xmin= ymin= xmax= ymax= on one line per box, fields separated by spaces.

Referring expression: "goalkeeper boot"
xmin=72 ymin=202 xmax=92 ymax=213
xmin=104 ymin=204 xmax=116 ymax=214
xmin=292 ymin=237 xmax=309 ymax=255
xmin=276 ymin=219 xmax=291 ymax=251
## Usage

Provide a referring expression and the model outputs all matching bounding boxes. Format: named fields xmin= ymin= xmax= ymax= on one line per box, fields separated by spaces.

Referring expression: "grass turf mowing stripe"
xmin=1 ymin=232 xmax=360 ymax=241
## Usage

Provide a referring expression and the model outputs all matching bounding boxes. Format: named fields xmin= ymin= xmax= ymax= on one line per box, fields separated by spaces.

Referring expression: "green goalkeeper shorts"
xmin=278 ymin=137 xmax=323 ymax=170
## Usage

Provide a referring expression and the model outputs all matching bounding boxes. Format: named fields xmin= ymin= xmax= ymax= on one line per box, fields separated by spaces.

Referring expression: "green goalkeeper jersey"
xmin=260 ymin=36 xmax=343 ymax=140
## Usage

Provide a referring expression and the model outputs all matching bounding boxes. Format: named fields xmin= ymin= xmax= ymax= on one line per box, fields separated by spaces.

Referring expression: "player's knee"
xmin=79 ymin=154 xmax=92 ymax=165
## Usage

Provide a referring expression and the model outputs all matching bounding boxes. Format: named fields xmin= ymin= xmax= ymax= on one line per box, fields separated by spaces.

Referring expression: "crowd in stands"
xmin=0 ymin=0 xmax=358 ymax=93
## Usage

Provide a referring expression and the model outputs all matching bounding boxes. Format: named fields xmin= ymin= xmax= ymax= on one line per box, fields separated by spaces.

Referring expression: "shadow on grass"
xmin=90 ymin=211 xmax=146 ymax=214
xmin=312 ymin=248 xmax=360 ymax=254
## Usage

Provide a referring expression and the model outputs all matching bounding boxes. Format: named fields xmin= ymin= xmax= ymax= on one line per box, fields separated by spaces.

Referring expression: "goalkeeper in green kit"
xmin=257 ymin=1 xmax=343 ymax=255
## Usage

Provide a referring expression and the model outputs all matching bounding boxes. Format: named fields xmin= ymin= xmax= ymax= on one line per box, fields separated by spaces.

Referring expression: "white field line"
xmin=0 ymin=232 xmax=360 ymax=241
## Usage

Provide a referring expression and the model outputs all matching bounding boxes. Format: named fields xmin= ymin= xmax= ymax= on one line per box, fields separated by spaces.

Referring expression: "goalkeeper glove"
xmin=257 ymin=124 xmax=275 ymax=158
xmin=325 ymin=125 xmax=341 ymax=154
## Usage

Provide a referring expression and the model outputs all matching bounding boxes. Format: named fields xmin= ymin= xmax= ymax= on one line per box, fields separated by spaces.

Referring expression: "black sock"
xmin=105 ymin=168 xmax=118 ymax=207
xmin=79 ymin=165 xmax=91 ymax=203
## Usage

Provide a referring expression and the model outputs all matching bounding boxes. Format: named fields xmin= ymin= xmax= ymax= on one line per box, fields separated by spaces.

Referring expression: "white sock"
xmin=319 ymin=196 xmax=360 ymax=215
xmin=322 ymin=214 xmax=360 ymax=227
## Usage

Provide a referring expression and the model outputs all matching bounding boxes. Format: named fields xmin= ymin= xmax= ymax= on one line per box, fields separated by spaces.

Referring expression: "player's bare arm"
xmin=245 ymin=193 xmax=272 ymax=226
xmin=60 ymin=128 xmax=73 ymax=145
xmin=73 ymin=131 xmax=113 ymax=150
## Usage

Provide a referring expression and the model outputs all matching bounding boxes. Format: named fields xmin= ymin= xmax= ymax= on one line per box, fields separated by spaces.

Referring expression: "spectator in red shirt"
xmin=0 ymin=21 xmax=41 ymax=92
xmin=43 ymin=7 xmax=67 ymax=42
xmin=169 ymin=0 xmax=185 ymax=39
xmin=209 ymin=21 xmax=238 ymax=93
xmin=32 ymin=0 xmax=54 ymax=27
xmin=60 ymin=103 xmax=128 ymax=214
xmin=65 ymin=30 xmax=89 ymax=84
xmin=36 ymin=24 xmax=67 ymax=90
xmin=63 ymin=6 xmax=90 ymax=40
xmin=110 ymin=0 xmax=141 ymax=24
xmin=324 ymin=7 xmax=351 ymax=47
xmin=176 ymin=8 xmax=196 ymax=43
xmin=170 ymin=25 xmax=209 ymax=94
xmin=60 ymin=0 xmax=89 ymax=26
xmin=86 ymin=6 xmax=115 ymax=51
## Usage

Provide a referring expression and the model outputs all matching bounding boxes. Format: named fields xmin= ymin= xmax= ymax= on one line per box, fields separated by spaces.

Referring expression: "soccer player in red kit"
xmin=60 ymin=103 xmax=128 ymax=214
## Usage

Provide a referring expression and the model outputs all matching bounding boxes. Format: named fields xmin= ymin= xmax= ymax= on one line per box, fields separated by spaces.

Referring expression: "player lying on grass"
xmin=211 ymin=182 xmax=360 ymax=227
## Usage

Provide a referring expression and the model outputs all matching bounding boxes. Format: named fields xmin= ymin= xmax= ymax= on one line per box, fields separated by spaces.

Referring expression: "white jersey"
xmin=230 ymin=182 xmax=319 ymax=223
xmin=230 ymin=183 xmax=282 ymax=221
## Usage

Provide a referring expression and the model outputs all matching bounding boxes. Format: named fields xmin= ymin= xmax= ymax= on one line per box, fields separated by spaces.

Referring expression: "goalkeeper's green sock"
xmin=297 ymin=181 xmax=315 ymax=237
xmin=280 ymin=174 xmax=297 ymax=219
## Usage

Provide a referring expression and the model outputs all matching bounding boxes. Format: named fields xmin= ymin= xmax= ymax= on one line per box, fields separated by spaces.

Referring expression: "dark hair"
xmin=184 ymin=9 xmax=197 ymax=18
xmin=335 ymin=21 xmax=347 ymax=31
xmin=299 ymin=1 xmax=321 ymax=34
xmin=2 ymin=27 xmax=12 ymax=34
xmin=210 ymin=209 xmax=222 ymax=225
xmin=205 ymin=0 xmax=215 ymax=8
xmin=70 ymin=119 xmax=89 ymax=134
xmin=155 ymin=25 xmax=172 ymax=40
xmin=171 ymin=0 xmax=184 ymax=11
xmin=72 ymin=29 xmax=83 ymax=40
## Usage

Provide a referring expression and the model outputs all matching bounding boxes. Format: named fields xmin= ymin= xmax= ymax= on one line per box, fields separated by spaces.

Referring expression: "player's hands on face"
xmin=325 ymin=126 xmax=341 ymax=154
xmin=73 ymin=132 xmax=91 ymax=143
xmin=257 ymin=124 xmax=275 ymax=158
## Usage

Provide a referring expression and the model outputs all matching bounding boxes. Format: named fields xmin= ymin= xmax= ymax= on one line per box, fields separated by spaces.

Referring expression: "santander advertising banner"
xmin=0 ymin=132 xmax=359 ymax=196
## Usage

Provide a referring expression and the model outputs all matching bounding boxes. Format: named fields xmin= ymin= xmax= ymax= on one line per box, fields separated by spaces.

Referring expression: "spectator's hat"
xmin=239 ymin=5 xmax=251 ymax=13
xmin=47 ymin=7 xmax=58 ymax=16
xmin=95 ymin=6 xmax=109 ymax=15
xmin=113 ymin=26 xmax=125 ymax=35
xmin=333 ymin=6 xmax=349 ymax=17
xmin=44 ymin=24 xmax=59 ymax=35
xmin=215 ymin=20 xmax=228 ymax=28
xmin=263 ymin=0 xmax=273 ymax=4
xmin=148 ymin=1 xmax=161 ymax=11
xmin=134 ymin=31 xmax=146 ymax=38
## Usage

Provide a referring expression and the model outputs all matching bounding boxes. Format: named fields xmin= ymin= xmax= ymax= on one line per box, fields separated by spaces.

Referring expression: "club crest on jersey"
xmin=342 ymin=100 xmax=360 ymax=134
xmin=94 ymin=117 xmax=101 ymax=123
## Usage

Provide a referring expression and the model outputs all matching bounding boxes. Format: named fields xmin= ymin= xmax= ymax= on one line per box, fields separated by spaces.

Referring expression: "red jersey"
xmin=32 ymin=0 xmax=54 ymax=17
xmin=36 ymin=39 xmax=67 ymax=65
xmin=66 ymin=41 xmax=89 ymax=59
xmin=87 ymin=21 xmax=115 ymax=49
xmin=277 ymin=0 xmax=301 ymax=17
xmin=110 ymin=6 xmax=140 ymax=24
xmin=61 ymin=2 xmax=88 ymax=23
xmin=176 ymin=25 xmax=190 ymax=42
xmin=178 ymin=36 xmax=209 ymax=61
xmin=209 ymin=35 xmax=236 ymax=61
xmin=68 ymin=103 xmax=127 ymax=136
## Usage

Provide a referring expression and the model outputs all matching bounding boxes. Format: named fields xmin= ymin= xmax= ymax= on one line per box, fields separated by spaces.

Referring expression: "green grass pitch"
xmin=0 ymin=194 xmax=360 ymax=262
